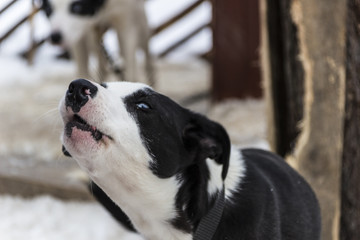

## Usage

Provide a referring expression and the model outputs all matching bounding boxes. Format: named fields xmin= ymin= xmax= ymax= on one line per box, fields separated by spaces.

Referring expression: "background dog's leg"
xmin=139 ymin=5 xmax=155 ymax=86
xmin=90 ymin=26 xmax=108 ymax=83
xmin=72 ymin=36 xmax=90 ymax=79
xmin=118 ymin=27 xmax=137 ymax=82
xmin=143 ymin=41 xmax=155 ymax=86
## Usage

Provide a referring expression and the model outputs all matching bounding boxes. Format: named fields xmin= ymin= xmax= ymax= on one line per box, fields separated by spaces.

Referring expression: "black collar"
xmin=194 ymin=187 xmax=225 ymax=240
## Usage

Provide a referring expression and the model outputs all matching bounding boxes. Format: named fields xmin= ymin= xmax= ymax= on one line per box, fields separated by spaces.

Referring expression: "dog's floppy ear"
xmin=62 ymin=145 xmax=72 ymax=157
xmin=183 ymin=114 xmax=230 ymax=180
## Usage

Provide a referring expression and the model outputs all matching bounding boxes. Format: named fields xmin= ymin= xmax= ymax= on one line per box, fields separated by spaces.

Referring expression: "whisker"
xmin=33 ymin=107 xmax=59 ymax=123
xmin=89 ymin=181 xmax=94 ymax=195
xmin=89 ymin=57 xmax=103 ymax=83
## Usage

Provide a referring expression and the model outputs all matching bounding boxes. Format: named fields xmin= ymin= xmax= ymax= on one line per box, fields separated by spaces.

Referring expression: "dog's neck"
xmin=89 ymin=146 xmax=244 ymax=240
xmin=89 ymin=158 xmax=193 ymax=240
xmin=174 ymin=146 xmax=245 ymax=233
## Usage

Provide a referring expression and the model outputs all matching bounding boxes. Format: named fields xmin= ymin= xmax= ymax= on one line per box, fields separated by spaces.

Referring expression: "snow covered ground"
xmin=0 ymin=1 xmax=268 ymax=239
xmin=0 ymin=195 xmax=144 ymax=240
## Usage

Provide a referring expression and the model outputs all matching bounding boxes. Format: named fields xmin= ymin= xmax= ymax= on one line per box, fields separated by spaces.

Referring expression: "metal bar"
xmin=0 ymin=0 xmax=17 ymax=15
xmin=151 ymin=0 xmax=205 ymax=36
xmin=27 ymin=0 xmax=37 ymax=65
xmin=0 ymin=7 xmax=40 ymax=44
xmin=20 ymin=38 xmax=46 ymax=59
xmin=158 ymin=22 xmax=210 ymax=58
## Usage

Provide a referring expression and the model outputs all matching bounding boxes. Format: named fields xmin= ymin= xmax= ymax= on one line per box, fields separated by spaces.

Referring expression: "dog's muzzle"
xmin=65 ymin=79 xmax=98 ymax=113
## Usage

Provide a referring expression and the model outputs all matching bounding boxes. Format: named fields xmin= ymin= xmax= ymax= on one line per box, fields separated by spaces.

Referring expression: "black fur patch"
xmin=69 ymin=0 xmax=106 ymax=16
xmin=210 ymin=149 xmax=321 ymax=239
xmin=100 ymin=82 xmax=108 ymax=88
xmin=124 ymin=88 xmax=231 ymax=233
xmin=89 ymin=181 xmax=136 ymax=232
xmin=40 ymin=0 xmax=53 ymax=17
xmin=124 ymin=89 xmax=230 ymax=179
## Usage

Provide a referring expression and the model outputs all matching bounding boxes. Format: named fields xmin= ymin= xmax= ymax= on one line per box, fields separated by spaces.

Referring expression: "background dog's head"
xmin=41 ymin=0 xmax=106 ymax=47
xmin=60 ymin=79 xmax=230 ymax=181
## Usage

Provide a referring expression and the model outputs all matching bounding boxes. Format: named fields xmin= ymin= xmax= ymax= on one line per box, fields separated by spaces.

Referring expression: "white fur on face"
xmin=60 ymin=81 xmax=192 ymax=240
xmin=59 ymin=81 xmax=154 ymax=176
xmin=48 ymin=0 xmax=96 ymax=47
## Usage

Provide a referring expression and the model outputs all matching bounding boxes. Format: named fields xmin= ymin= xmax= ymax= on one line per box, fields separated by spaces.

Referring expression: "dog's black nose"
xmin=50 ymin=31 xmax=62 ymax=44
xmin=66 ymin=79 xmax=98 ymax=113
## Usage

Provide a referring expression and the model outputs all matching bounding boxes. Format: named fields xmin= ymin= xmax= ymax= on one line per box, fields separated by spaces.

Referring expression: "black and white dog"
xmin=41 ymin=0 xmax=153 ymax=84
xmin=60 ymin=79 xmax=321 ymax=240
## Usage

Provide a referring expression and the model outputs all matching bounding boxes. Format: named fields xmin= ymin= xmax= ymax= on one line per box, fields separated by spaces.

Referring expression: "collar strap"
xmin=194 ymin=186 xmax=225 ymax=240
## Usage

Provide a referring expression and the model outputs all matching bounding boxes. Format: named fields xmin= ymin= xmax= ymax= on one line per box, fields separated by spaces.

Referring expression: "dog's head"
xmin=60 ymin=79 xmax=230 ymax=181
xmin=40 ymin=0 xmax=106 ymax=47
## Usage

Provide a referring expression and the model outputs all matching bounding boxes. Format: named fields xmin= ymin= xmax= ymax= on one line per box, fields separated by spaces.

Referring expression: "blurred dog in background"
xmin=41 ymin=0 xmax=154 ymax=85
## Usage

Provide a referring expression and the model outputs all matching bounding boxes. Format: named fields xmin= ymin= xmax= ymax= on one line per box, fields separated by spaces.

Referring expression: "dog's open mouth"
xmin=65 ymin=114 xmax=111 ymax=141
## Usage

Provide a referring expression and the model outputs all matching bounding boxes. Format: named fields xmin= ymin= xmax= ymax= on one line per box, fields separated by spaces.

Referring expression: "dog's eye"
xmin=136 ymin=102 xmax=151 ymax=110
xmin=70 ymin=1 xmax=85 ymax=15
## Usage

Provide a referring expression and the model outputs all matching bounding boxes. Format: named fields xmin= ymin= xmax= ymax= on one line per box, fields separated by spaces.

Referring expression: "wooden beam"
xmin=264 ymin=0 xmax=304 ymax=156
xmin=151 ymin=0 xmax=205 ymax=36
xmin=0 ymin=7 xmax=40 ymax=44
xmin=158 ymin=22 xmax=210 ymax=58
xmin=0 ymin=0 xmax=16 ymax=15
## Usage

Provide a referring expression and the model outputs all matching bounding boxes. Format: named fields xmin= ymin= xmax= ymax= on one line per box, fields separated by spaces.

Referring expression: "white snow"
xmin=0 ymin=195 xmax=144 ymax=240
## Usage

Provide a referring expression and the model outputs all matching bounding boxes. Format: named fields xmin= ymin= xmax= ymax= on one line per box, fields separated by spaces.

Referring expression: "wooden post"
xmin=261 ymin=0 xmax=304 ymax=156
xmin=262 ymin=0 xmax=348 ymax=239
xmin=340 ymin=0 xmax=360 ymax=239
xmin=290 ymin=2 xmax=346 ymax=240
xmin=212 ymin=0 xmax=261 ymax=101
